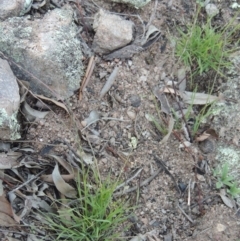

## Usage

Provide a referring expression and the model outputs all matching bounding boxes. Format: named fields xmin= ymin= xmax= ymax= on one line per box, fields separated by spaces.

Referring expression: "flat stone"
xmin=92 ymin=9 xmax=134 ymax=54
xmin=0 ymin=5 xmax=83 ymax=99
xmin=0 ymin=58 xmax=20 ymax=140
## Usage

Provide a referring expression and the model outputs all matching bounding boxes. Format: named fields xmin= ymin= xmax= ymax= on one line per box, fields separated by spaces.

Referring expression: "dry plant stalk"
xmin=79 ymin=56 xmax=95 ymax=100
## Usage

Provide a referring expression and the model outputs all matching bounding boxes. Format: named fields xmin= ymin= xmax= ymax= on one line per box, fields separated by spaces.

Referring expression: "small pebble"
xmin=205 ymin=3 xmax=219 ymax=17
xmin=199 ymin=138 xmax=215 ymax=154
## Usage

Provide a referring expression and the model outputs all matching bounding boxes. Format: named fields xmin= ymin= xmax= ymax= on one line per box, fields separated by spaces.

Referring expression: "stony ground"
xmin=3 ymin=0 xmax=240 ymax=240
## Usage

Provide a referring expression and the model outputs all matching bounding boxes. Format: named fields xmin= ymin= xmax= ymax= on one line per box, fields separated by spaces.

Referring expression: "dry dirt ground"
xmin=5 ymin=0 xmax=240 ymax=240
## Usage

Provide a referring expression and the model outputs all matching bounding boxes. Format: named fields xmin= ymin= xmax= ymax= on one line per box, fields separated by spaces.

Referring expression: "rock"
xmin=215 ymin=223 xmax=226 ymax=232
xmin=0 ymin=58 xmax=20 ymax=140
xmin=205 ymin=4 xmax=219 ymax=17
xmin=111 ymin=0 xmax=150 ymax=8
xmin=0 ymin=5 xmax=83 ymax=100
xmin=92 ymin=9 xmax=134 ymax=54
xmin=199 ymin=138 xmax=215 ymax=154
xmin=0 ymin=0 xmax=31 ymax=20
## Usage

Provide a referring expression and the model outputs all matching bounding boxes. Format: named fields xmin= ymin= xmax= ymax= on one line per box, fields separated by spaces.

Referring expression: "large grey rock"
xmin=92 ymin=9 xmax=134 ymax=54
xmin=0 ymin=5 xmax=83 ymax=100
xmin=0 ymin=0 xmax=31 ymax=20
xmin=111 ymin=0 xmax=150 ymax=8
xmin=0 ymin=58 xmax=20 ymax=140
xmin=212 ymin=51 xmax=240 ymax=192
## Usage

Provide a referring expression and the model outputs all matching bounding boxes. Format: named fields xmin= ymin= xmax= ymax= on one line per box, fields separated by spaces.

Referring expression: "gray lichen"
xmin=0 ymin=108 xmax=20 ymax=140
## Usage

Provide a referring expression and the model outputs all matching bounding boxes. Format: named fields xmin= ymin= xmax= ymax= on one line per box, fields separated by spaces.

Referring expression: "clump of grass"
xmin=214 ymin=163 xmax=240 ymax=198
xmin=176 ymin=19 xmax=232 ymax=77
xmin=175 ymin=7 xmax=240 ymax=79
xmin=43 ymin=170 xmax=131 ymax=241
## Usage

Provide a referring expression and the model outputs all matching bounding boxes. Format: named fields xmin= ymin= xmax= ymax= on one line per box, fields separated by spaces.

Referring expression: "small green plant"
xmin=43 ymin=170 xmax=131 ymax=241
xmin=192 ymin=101 xmax=216 ymax=136
xmin=213 ymin=163 xmax=240 ymax=198
xmin=175 ymin=6 xmax=240 ymax=80
xmin=176 ymin=19 xmax=232 ymax=77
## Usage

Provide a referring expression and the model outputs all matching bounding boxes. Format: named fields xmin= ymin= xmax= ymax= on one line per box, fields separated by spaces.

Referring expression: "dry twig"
xmin=79 ymin=56 xmax=95 ymax=100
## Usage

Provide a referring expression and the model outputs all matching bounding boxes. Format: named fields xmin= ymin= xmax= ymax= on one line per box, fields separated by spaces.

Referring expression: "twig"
xmin=115 ymin=168 xmax=143 ymax=191
xmin=100 ymin=66 xmax=119 ymax=98
xmin=171 ymin=80 xmax=193 ymax=142
xmin=154 ymin=155 xmax=181 ymax=194
xmin=9 ymin=169 xmax=46 ymax=194
xmin=81 ymin=117 xmax=130 ymax=132
xmin=113 ymin=167 xmax=162 ymax=197
xmin=79 ymin=56 xmax=95 ymax=100
xmin=177 ymin=203 xmax=194 ymax=223
xmin=145 ymin=0 xmax=158 ymax=30
xmin=188 ymin=179 xmax=191 ymax=206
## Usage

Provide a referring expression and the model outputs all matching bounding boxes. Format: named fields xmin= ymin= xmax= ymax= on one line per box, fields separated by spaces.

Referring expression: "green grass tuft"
xmin=43 ymin=170 xmax=131 ymax=241
xmin=176 ymin=19 xmax=232 ymax=77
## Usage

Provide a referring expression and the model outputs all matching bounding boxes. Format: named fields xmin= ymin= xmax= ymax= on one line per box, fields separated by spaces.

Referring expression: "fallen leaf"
xmin=47 ymin=154 xmax=78 ymax=177
xmin=181 ymin=91 xmax=220 ymax=105
xmin=153 ymin=88 xmax=171 ymax=114
xmin=81 ymin=110 xmax=100 ymax=127
xmin=35 ymin=94 xmax=70 ymax=114
xmin=0 ymin=193 xmax=13 ymax=217
xmin=160 ymin=116 xmax=175 ymax=144
xmin=219 ymin=193 xmax=234 ymax=208
xmin=0 ymin=212 xmax=17 ymax=226
xmin=52 ymin=163 xmax=77 ymax=198
xmin=0 ymin=152 xmax=22 ymax=169
xmin=22 ymin=101 xmax=49 ymax=121
xmin=195 ymin=132 xmax=210 ymax=142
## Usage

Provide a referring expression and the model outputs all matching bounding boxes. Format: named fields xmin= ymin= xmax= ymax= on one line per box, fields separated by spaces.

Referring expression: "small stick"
xmin=99 ymin=66 xmax=119 ymax=98
xmin=115 ymin=168 xmax=143 ymax=191
xmin=188 ymin=179 xmax=191 ymax=206
xmin=113 ymin=167 xmax=162 ymax=197
xmin=9 ymin=169 xmax=46 ymax=194
xmin=177 ymin=203 xmax=194 ymax=223
xmin=146 ymin=0 xmax=158 ymax=30
xmin=79 ymin=56 xmax=95 ymax=100
xmin=81 ymin=117 xmax=129 ymax=132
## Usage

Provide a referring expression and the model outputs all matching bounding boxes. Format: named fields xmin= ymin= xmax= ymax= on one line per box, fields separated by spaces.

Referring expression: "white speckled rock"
xmin=0 ymin=5 xmax=83 ymax=99
xmin=0 ymin=58 xmax=20 ymax=140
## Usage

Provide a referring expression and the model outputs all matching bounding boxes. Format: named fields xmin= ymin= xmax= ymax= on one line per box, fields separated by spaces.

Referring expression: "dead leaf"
xmin=104 ymin=45 xmax=143 ymax=60
xmin=0 ymin=152 xmax=22 ymax=169
xmin=0 ymin=212 xmax=17 ymax=226
xmin=153 ymin=88 xmax=171 ymax=114
xmin=0 ymin=193 xmax=14 ymax=217
xmin=181 ymin=91 xmax=220 ymax=105
xmin=52 ymin=163 xmax=77 ymax=198
xmin=22 ymin=101 xmax=49 ymax=121
xmin=81 ymin=110 xmax=100 ymax=127
xmin=35 ymin=94 xmax=70 ymax=114
xmin=219 ymin=193 xmax=234 ymax=208
xmin=205 ymin=128 xmax=218 ymax=139
xmin=47 ymin=154 xmax=78 ymax=178
xmin=160 ymin=116 xmax=175 ymax=144
xmin=195 ymin=132 xmax=210 ymax=142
